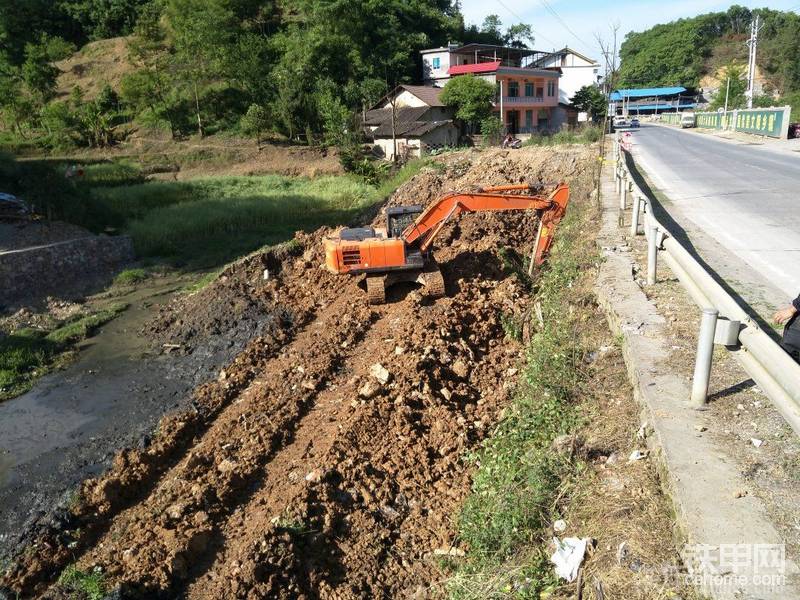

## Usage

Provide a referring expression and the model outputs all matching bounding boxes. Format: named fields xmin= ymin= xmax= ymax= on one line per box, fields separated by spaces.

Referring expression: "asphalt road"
xmin=629 ymin=124 xmax=800 ymax=316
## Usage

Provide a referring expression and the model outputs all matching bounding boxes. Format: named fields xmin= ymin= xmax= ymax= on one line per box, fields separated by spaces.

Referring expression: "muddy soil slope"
xmin=2 ymin=145 xmax=596 ymax=599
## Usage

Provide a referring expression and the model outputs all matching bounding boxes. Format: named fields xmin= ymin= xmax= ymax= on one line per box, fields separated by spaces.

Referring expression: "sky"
xmin=459 ymin=0 xmax=800 ymax=61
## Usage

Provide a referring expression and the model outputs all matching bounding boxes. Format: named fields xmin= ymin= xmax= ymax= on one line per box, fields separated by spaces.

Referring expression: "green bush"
xmin=114 ymin=268 xmax=149 ymax=286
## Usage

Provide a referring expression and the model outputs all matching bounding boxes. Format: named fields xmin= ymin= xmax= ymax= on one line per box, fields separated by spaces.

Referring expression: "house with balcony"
xmin=420 ymin=43 xmax=562 ymax=134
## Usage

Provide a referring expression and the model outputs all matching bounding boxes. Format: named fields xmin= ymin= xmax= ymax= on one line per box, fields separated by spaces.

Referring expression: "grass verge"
xmin=446 ymin=162 xmax=700 ymax=599
xmin=447 ymin=175 xmax=597 ymax=598
xmin=0 ymin=303 xmax=128 ymax=401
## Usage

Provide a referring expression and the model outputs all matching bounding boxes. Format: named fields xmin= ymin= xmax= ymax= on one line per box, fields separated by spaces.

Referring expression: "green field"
xmin=1 ymin=154 xmax=431 ymax=269
xmin=91 ymin=174 xmax=379 ymax=267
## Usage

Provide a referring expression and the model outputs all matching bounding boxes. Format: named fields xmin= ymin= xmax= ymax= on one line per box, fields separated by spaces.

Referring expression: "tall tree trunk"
xmin=193 ymin=81 xmax=204 ymax=138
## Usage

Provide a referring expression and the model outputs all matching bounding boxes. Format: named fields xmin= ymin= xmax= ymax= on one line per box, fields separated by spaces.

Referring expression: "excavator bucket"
xmin=532 ymin=183 xmax=570 ymax=266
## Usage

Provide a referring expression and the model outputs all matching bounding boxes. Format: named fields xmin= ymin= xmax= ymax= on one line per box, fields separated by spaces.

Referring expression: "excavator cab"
xmin=386 ymin=206 xmax=423 ymax=239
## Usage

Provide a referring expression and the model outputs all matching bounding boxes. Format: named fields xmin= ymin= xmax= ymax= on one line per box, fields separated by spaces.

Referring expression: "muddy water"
xmin=0 ymin=276 xmax=260 ymax=558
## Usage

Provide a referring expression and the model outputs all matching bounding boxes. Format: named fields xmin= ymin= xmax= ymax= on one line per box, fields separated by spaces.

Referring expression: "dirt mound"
xmin=382 ymin=146 xmax=588 ymax=213
xmin=2 ymin=145 xmax=597 ymax=598
xmin=56 ymin=37 xmax=135 ymax=100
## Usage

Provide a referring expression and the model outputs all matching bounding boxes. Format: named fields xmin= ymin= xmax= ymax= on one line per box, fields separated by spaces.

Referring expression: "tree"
xmin=570 ymin=85 xmax=606 ymax=120
xmin=506 ymin=24 xmax=534 ymax=48
xmin=21 ymin=35 xmax=75 ymax=103
xmin=62 ymin=0 xmax=151 ymax=40
xmin=440 ymin=75 xmax=495 ymax=130
xmin=240 ymin=103 xmax=269 ymax=149
xmin=167 ymin=0 xmax=237 ymax=137
xmin=709 ymin=64 xmax=747 ymax=110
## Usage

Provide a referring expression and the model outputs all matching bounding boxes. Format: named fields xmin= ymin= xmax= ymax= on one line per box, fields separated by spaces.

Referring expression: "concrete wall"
xmin=0 ymin=235 xmax=134 ymax=307
xmin=421 ymin=50 xmax=452 ymax=86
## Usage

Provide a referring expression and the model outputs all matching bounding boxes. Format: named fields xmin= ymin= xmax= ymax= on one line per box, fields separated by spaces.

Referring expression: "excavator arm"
xmin=401 ymin=183 xmax=570 ymax=264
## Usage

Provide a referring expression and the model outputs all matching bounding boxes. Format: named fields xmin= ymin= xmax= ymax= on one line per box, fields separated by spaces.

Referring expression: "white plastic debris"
xmin=628 ymin=449 xmax=647 ymax=462
xmin=751 ymin=438 xmax=764 ymax=448
xmin=550 ymin=537 xmax=590 ymax=582
xmin=553 ymin=519 xmax=567 ymax=533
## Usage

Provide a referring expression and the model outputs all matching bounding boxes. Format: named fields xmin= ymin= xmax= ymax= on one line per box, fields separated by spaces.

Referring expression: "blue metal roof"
xmin=609 ymin=87 xmax=687 ymax=101
xmin=628 ymin=102 xmax=695 ymax=111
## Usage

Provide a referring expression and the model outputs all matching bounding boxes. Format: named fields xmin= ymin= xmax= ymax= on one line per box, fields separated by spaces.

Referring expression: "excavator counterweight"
xmin=323 ymin=183 xmax=570 ymax=304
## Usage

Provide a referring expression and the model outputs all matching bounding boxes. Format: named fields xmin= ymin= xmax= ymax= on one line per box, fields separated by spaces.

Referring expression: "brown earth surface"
xmin=55 ymin=37 xmax=134 ymax=101
xmin=1 ymin=145 xmax=596 ymax=599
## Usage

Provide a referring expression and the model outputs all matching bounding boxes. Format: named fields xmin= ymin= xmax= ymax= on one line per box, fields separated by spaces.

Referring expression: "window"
xmin=525 ymin=110 xmax=534 ymax=129
xmin=432 ymin=57 xmax=441 ymax=70
xmin=536 ymin=86 xmax=544 ymax=98
xmin=525 ymin=82 xmax=534 ymax=97
xmin=547 ymin=81 xmax=556 ymax=96
xmin=508 ymin=81 xmax=519 ymax=97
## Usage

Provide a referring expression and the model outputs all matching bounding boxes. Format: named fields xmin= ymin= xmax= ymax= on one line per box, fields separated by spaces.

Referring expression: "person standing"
xmin=773 ymin=293 xmax=800 ymax=362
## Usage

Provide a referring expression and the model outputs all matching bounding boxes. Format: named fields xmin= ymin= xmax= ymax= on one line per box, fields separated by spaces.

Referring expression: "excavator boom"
xmin=402 ymin=183 xmax=570 ymax=263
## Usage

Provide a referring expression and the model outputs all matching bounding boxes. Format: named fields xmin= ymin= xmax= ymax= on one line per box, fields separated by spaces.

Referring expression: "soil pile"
xmin=2 ymin=145 xmax=596 ymax=599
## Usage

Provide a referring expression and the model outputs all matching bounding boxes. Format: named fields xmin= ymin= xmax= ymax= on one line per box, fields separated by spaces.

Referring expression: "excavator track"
xmin=366 ymin=275 xmax=386 ymax=305
xmin=420 ymin=266 xmax=445 ymax=299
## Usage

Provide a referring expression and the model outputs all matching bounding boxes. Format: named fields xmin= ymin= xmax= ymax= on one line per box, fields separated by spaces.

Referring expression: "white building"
xmin=533 ymin=47 xmax=601 ymax=105
xmin=364 ymin=85 xmax=459 ymax=161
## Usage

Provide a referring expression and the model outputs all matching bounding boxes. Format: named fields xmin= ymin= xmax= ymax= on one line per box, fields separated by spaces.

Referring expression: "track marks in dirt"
xmin=184 ymin=255 xmax=531 ymax=599
xmin=73 ymin=270 xmax=376 ymax=596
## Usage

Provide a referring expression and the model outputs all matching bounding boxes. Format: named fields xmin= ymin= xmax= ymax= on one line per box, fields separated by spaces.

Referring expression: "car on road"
xmin=613 ymin=116 xmax=629 ymax=130
xmin=630 ymin=118 xmax=640 ymax=128
xmin=680 ymin=113 xmax=696 ymax=128
xmin=0 ymin=193 xmax=29 ymax=219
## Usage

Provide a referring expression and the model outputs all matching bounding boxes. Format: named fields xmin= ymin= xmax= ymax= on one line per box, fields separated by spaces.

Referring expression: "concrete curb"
xmin=594 ymin=158 xmax=800 ymax=599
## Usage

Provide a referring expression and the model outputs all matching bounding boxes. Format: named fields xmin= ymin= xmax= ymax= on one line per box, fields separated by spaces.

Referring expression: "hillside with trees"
xmin=0 ymin=0 xmax=533 ymax=158
xmin=618 ymin=5 xmax=800 ymax=114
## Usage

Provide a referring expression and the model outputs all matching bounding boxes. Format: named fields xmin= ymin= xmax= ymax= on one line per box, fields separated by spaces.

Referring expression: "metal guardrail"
xmin=612 ymin=132 xmax=800 ymax=435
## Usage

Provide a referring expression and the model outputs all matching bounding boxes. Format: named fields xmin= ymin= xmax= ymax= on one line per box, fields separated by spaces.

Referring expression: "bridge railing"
xmin=612 ymin=132 xmax=800 ymax=435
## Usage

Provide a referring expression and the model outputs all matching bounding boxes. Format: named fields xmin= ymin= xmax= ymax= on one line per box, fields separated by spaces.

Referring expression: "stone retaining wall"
xmin=0 ymin=235 xmax=134 ymax=307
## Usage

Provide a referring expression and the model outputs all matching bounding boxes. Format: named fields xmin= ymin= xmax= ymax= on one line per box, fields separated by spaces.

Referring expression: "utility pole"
xmin=723 ymin=76 xmax=731 ymax=116
xmin=746 ymin=14 xmax=760 ymax=109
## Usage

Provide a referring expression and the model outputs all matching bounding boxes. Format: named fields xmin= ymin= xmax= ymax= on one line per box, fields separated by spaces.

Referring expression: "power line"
xmin=493 ymin=0 xmax=559 ymax=49
xmin=536 ymin=0 xmax=589 ymax=50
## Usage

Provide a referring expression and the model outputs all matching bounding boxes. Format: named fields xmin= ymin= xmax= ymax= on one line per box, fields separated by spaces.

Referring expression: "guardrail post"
xmin=630 ymin=195 xmax=642 ymax=237
xmin=647 ymin=225 xmax=658 ymax=285
xmin=691 ymin=308 xmax=719 ymax=407
xmin=615 ymin=166 xmax=621 ymax=194
xmin=619 ymin=172 xmax=627 ymax=210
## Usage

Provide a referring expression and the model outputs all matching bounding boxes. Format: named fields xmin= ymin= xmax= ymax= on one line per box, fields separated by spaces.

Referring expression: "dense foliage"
xmin=618 ymin=5 xmax=800 ymax=98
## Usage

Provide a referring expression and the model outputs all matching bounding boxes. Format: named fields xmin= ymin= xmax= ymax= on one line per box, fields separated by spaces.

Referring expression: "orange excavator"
xmin=324 ymin=183 xmax=570 ymax=304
